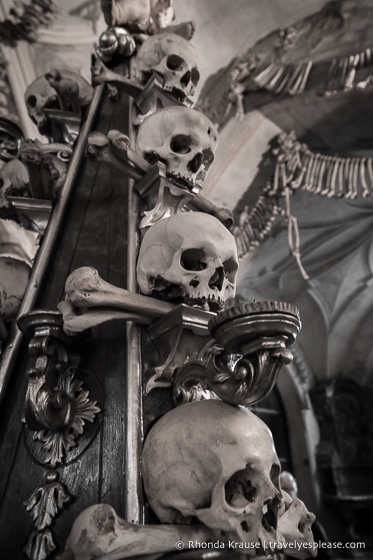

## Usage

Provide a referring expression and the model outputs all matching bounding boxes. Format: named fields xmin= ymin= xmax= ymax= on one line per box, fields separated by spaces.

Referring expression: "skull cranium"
xmin=136 ymin=212 xmax=238 ymax=312
xmin=25 ymin=70 xmax=93 ymax=135
xmin=24 ymin=76 xmax=59 ymax=134
xmin=136 ymin=106 xmax=218 ymax=186
xmin=134 ymin=32 xmax=199 ymax=100
xmin=142 ymin=400 xmax=282 ymax=555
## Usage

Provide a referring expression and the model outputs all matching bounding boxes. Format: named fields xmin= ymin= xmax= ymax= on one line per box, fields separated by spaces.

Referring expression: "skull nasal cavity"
xmin=180 ymin=71 xmax=192 ymax=86
xmin=166 ymin=54 xmax=184 ymax=71
xmin=180 ymin=249 xmax=207 ymax=271
xmin=27 ymin=95 xmax=37 ymax=108
xmin=262 ymin=499 xmax=277 ymax=531
xmin=225 ymin=466 xmax=257 ymax=507
xmin=187 ymin=152 xmax=203 ymax=173
xmin=170 ymin=134 xmax=192 ymax=154
xmin=209 ymin=266 xmax=224 ymax=291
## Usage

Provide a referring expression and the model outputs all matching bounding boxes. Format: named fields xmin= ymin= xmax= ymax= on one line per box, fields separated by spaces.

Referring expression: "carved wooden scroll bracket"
xmin=135 ymin=162 xmax=201 ymax=228
xmin=19 ymin=308 xmax=102 ymax=468
xmin=145 ymin=304 xmax=215 ymax=394
xmin=19 ymin=310 xmax=74 ymax=432
xmin=173 ymin=301 xmax=301 ymax=406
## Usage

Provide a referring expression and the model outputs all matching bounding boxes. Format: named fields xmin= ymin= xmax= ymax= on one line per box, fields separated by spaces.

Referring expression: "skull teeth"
xmin=162 ymin=85 xmax=188 ymax=101
xmin=187 ymin=293 xmax=224 ymax=312
xmin=167 ymin=170 xmax=195 ymax=188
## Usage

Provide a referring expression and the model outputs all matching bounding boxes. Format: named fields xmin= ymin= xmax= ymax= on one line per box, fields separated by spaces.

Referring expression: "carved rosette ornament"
xmin=31 ymin=371 xmax=101 ymax=467
xmin=18 ymin=310 xmax=101 ymax=560
xmin=19 ymin=310 xmax=101 ymax=463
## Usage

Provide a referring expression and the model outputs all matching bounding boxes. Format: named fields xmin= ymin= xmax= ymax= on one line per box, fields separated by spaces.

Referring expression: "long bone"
xmin=91 ymin=59 xmax=143 ymax=99
xmin=57 ymin=300 xmax=154 ymax=336
xmin=58 ymin=267 xmax=175 ymax=335
xmin=86 ymin=130 xmax=233 ymax=228
xmin=65 ymin=267 xmax=174 ymax=314
xmin=86 ymin=130 xmax=145 ymax=181
xmin=56 ymin=503 xmax=215 ymax=560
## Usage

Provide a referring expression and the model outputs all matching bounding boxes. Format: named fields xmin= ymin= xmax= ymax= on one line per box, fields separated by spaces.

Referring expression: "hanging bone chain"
xmin=324 ymin=46 xmax=373 ymax=93
xmin=236 ymin=128 xmax=373 ymax=273
xmin=234 ymin=181 xmax=283 ymax=259
xmin=228 ymin=45 xmax=373 ymax=117
xmin=274 ymin=130 xmax=373 ymax=199
xmin=250 ymin=58 xmax=313 ymax=95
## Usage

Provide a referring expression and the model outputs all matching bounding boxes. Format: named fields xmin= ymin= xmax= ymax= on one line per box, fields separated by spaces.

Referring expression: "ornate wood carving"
xmin=24 ymin=471 xmax=71 ymax=560
xmin=174 ymin=301 xmax=301 ymax=406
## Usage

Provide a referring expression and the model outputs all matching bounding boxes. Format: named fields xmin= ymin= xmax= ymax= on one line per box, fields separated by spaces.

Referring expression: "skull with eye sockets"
xmin=136 ymin=212 xmax=238 ymax=312
xmin=136 ymin=106 xmax=218 ymax=187
xmin=135 ymin=32 xmax=199 ymax=100
xmin=24 ymin=76 xmax=59 ymax=135
xmin=142 ymin=400 xmax=283 ymax=556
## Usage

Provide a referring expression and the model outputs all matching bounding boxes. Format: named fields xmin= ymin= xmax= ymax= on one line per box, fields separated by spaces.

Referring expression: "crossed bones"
xmin=86 ymin=129 xmax=234 ymax=228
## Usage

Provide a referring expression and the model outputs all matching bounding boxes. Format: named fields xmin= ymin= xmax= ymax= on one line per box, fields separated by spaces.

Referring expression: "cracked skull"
xmin=136 ymin=212 xmax=237 ymax=312
xmin=142 ymin=400 xmax=282 ymax=556
xmin=135 ymin=32 xmax=199 ymax=100
xmin=136 ymin=106 xmax=218 ymax=186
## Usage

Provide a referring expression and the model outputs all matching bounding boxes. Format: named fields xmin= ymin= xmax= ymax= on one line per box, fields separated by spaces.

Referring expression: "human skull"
xmin=142 ymin=400 xmax=282 ymax=555
xmin=136 ymin=106 xmax=218 ymax=186
xmin=0 ymin=159 xmax=30 ymax=208
xmin=134 ymin=33 xmax=199 ymax=100
xmin=136 ymin=212 xmax=238 ymax=312
xmin=24 ymin=76 xmax=59 ymax=134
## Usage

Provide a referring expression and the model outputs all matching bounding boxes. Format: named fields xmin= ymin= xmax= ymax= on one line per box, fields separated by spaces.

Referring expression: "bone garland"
xmin=229 ymin=58 xmax=313 ymax=103
xmin=325 ymin=46 xmax=373 ymax=94
xmin=226 ymin=46 xmax=373 ymax=121
xmin=285 ymin=187 xmax=309 ymax=281
xmin=274 ymin=131 xmax=373 ymax=199
xmin=234 ymin=181 xmax=283 ymax=259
